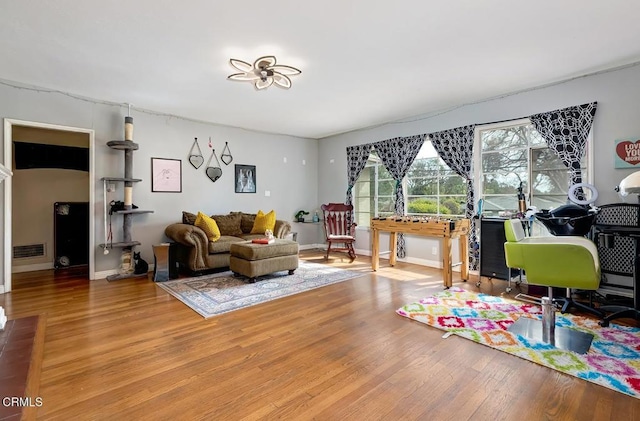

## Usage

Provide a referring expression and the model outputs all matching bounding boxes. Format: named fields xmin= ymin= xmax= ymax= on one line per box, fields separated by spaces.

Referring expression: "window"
xmin=353 ymin=143 xmax=465 ymax=227
xmin=406 ymin=141 xmax=465 ymax=217
xmin=353 ymin=151 xmax=395 ymax=227
xmin=353 ymin=119 xmax=592 ymax=228
xmin=474 ymin=119 xmax=591 ymax=216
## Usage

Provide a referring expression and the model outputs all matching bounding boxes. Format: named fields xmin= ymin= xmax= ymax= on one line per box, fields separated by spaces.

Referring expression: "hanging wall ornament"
xmin=188 ymin=137 xmax=204 ymax=169
xmin=221 ymin=141 xmax=233 ymax=165
xmin=205 ymin=149 xmax=223 ymax=182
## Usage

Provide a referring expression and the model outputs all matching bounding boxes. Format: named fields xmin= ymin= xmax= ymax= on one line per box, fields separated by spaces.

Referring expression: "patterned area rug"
xmin=157 ymin=261 xmax=361 ymax=318
xmin=397 ymin=287 xmax=640 ymax=399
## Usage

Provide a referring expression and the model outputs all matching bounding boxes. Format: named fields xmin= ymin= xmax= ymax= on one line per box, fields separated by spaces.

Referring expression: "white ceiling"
xmin=1 ymin=1 xmax=640 ymax=139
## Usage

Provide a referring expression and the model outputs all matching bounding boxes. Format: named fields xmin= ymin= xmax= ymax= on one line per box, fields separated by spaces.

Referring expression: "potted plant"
xmin=295 ymin=210 xmax=309 ymax=222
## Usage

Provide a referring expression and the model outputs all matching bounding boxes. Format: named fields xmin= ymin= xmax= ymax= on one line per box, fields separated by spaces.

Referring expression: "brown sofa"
xmin=164 ymin=211 xmax=292 ymax=274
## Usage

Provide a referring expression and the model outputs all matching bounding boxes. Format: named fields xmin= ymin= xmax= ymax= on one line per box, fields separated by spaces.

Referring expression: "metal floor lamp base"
xmin=508 ymin=317 xmax=594 ymax=354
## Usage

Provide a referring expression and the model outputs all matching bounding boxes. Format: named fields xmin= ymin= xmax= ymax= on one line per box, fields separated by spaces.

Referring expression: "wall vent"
xmin=13 ymin=243 xmax=46 ymax=259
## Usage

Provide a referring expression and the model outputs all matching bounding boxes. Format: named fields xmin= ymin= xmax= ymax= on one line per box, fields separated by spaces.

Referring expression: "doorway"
xmin=3 ymin=119 xmax=95 ymax=293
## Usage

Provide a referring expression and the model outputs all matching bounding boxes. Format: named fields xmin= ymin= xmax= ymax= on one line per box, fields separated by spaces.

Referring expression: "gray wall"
xmin=3 ymin=61 xmax=640 ymax=276
xmin=318 ymin=63 xmax=640 ymax=264
xmin=0 ymin=80 xmax=319 ymax=275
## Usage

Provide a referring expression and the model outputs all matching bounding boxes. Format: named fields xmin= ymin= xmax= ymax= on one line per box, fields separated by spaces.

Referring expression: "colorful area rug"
xmin=157 ymin=261 xmax=361 ymax=318
xmin=397 ymin=287 xmax=640 ymax=399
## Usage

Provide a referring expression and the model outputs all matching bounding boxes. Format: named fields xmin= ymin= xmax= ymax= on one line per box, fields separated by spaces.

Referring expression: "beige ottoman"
xmin=229 ymin=239 xmax=299 ymax=282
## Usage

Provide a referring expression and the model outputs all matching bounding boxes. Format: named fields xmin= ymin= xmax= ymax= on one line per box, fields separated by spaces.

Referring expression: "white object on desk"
xmin=617 ymin=171 xmax=640 ymax=197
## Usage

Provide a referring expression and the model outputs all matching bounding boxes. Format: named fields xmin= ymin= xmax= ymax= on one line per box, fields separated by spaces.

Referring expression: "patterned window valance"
xmin=345 ymin=144 xmax=373 ymax=206
xmin=372 ymin=134 xmax=426 ymax=258
xmin=428 ymin=125 xmax=477 ymax=269
xmin=529 ymin=102 xmax=597 ymax=199
xmin=344 ymin=101 xmax=598 ymax=267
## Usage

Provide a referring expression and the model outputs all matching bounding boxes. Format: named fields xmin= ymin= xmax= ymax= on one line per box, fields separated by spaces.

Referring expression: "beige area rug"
xmin=157 ymin=261 xmax=362 ymax=318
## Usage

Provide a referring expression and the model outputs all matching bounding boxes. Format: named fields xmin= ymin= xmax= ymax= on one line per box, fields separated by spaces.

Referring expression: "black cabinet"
xmin=480 ymin=218 xmax=511 ymax=280
xmin=54 ymin=202 xmax=89 ymax=269
xmin=593 ymin=204 xmax=640 ymax=311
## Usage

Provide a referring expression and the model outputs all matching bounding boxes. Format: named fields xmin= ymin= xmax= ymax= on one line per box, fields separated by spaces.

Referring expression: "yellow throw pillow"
xmin=195 ymin=211 xmax=221 ymax=242
xmin=251 ymin=210 xmax=276 ymax=234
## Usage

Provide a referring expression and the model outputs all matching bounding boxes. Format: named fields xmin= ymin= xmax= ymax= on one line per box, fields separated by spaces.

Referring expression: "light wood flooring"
xmin=2 ymin=250 xmax=639 ymax=420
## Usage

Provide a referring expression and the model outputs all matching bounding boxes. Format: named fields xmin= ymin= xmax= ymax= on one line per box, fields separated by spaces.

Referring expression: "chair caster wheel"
xmin=599 ymin=320 xmax=610 ymax=327
xmin=506 ymin=287 xmax=512 ymax=293
xmin=475 ymin=281 xmax=481 ymax=287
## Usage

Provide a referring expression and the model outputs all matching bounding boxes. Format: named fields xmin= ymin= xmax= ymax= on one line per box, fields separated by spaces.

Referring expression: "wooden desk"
xmin=370 ymin=217 xmax=470 ymax=288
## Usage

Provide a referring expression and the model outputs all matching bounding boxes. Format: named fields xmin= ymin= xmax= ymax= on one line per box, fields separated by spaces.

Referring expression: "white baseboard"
xmin=94 ymin=269 xmax=119 ymax=280
xmin=354 ymin=247 xmax=472 ymax=273
xmin=299 ymin=243 xmax=324 ymax=251
xmin=299 ymin=245 xmax=474 ymax=274
xmin=95 ymin=264 xmax=155 ymax=281
xmin=12 ymin=262 xmax=54 ymax=273
xmin=58 ymin=251 xmax=477 ymax=282
xmin=354 ymin=247 xmax=443 ymax=269
xmin=13 ymin=262 xmax=130 ymax=279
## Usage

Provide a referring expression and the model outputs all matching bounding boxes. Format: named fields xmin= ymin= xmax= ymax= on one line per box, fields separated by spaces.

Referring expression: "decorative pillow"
xmin=250 ymin=210 xmax=276 ymax=234
xmin=231 ymin=212 xmax=256 ymax=233
xmin=194 ymin=212 xmax=221 ymax=242
xmin=182 ymin=211 xmax=197 ymax=225
xmin=211 ymin=213 xmax=243 ymax=236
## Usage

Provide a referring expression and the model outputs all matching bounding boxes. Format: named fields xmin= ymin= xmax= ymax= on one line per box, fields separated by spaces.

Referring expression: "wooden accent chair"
xmin=321 ymin=203 xmax=357 ymax=261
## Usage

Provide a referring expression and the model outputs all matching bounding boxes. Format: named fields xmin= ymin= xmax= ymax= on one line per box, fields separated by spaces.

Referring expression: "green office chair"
xmin=503 ymin=218 xmax=602 ymax=353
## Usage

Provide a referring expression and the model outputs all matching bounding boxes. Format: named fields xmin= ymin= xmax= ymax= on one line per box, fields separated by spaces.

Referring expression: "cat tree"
xmin=101 ymin=112 xmax=153 ymax=281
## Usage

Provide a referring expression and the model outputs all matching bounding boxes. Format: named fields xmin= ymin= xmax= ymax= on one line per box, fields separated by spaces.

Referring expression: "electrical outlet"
xmin=431 ymin=246 xmax=438 ymax=255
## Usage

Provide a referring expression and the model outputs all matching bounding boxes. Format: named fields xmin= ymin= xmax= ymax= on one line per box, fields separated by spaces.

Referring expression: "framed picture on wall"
xmin=235 ymin=164 xmax=256 ymax=193
xmin=151 ymin=158 xmax=182 ymax=193
xmin=615 ymin=138 xmax=640 ymax=168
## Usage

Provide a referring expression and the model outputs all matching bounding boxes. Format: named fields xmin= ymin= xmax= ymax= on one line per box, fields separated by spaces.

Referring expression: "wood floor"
xmin=2 ymin=250 xmax=639 ymax=420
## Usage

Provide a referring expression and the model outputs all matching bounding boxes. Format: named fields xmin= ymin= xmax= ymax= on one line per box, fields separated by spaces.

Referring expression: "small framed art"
xmin=235 ymin=164 xmax=256 ymax=193
xmin=151 ymin=158 xmax=182 ymax=193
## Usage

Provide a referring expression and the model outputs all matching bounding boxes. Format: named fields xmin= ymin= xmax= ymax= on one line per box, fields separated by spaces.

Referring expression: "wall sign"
xmin=615 ymin=138 xmax=640 ymax=168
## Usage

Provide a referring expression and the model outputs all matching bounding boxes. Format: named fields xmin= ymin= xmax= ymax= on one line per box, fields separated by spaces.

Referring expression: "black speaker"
xmin=54 ymin=202 xmax=89 ymax=269
xmin=480 ymin=218 xmax=512 ymax=280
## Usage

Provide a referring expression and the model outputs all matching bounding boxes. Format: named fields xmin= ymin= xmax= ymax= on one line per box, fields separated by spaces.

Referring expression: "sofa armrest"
xmin=274 ymin=220 xmax=291 ymax=239
xmin=165 ymin=223 xmax=208 ymax=247
xmin=165 ymin=223 xmax=209 ymax=271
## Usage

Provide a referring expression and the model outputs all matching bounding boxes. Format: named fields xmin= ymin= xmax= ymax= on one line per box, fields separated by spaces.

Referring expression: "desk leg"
xmin=460 ymin=233 xmax=469 ymax=281
xmin=443 ymin=237 xmax=452 ymax=288
xmin=389 ymin=232 xmax=397 ymax=266
xmin=371 ymin=228 xmax=380 ymax=271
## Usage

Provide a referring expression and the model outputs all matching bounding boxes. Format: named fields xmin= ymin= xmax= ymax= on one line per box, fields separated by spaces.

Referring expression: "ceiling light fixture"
xmin=227 ymin=56 xmax=301 ymax=90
